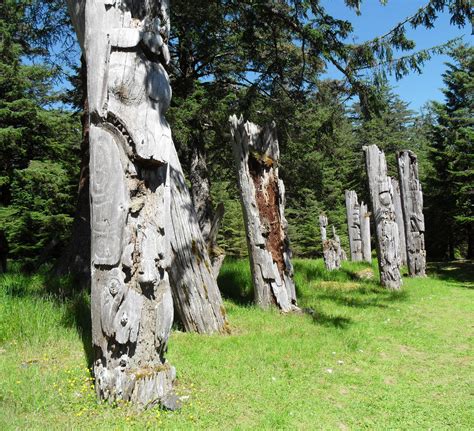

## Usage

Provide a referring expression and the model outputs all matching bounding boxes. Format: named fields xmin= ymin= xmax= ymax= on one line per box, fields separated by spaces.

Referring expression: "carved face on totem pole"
xmin=352 ymin=204 xmax=362 ymax=241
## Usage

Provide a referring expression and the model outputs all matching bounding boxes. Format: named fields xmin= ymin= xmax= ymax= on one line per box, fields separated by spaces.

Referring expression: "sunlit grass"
xmin=0 ymin=259 xmax=472 ymax=429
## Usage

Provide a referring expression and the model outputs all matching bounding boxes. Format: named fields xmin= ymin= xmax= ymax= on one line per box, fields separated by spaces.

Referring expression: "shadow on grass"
xmin=217 ymin=259 xmax=254 ymax=305
xmin=305 ymin=308 xmax=352 ymax=329
xmin=61 ymin=292 xmax=94 ymax=368
xmin=428 ymin=261 xmax=474 ymax=288
xmin=0 ymin=264 xmax=94 ymax=367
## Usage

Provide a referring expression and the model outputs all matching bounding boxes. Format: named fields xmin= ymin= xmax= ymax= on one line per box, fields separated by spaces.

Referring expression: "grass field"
xmin=0 ymin=259 xmax=473 ymax=430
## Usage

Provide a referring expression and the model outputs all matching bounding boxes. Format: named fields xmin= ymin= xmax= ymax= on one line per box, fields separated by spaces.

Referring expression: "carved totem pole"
xmin=229 ymin=115 xmax=298 ymax=312
xmin=66 ymin=0 xmax=224 ymax=407
xmin=346 ymin=190 xmax=372 ymax=262
xmin=363 ymin=145 xmax=402 ymax=289
xmin=319 ymin=215 xmax=341 ymax=271
xmin=360 ymin=201 xmax=372 ymax=262
xmin=397 ymin=150 xmax=426 ymax=276
xmin=391 ymin=178 xmax=408 ymax=266
xmin=345 ymin=190 xmax=363 ymax=261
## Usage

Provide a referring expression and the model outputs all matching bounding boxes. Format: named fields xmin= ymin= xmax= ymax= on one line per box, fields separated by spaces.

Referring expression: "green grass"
xmin=0 ymin=259 xmax=473 ymax=430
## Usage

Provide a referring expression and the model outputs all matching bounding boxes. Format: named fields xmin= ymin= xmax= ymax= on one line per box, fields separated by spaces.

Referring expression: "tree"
xmin=0 ymin=0 xmax=80 ymax=269
xmin=426 ymin=44 xmax=473 ymax=259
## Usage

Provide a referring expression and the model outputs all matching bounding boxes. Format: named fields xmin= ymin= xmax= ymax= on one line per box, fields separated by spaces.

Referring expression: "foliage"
xmin=0 ymin=0 xmax=81 ymax=268
xmin=1 ymin=259 xmax=473 ymax=428
xmin=425 ymin=44 xmax=474 ymax=259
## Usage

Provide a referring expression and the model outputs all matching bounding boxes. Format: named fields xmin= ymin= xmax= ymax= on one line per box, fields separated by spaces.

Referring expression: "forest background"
xmin=0 ymin=0 xmax=472 ymax=274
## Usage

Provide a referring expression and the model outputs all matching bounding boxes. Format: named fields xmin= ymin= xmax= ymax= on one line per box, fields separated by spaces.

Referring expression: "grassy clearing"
xmin=0 ymin=259 xmax=472 ymax=430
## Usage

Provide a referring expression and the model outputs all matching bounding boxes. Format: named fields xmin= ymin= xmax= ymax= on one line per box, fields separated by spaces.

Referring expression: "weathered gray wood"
xmin=168 ymin=145 xmax=228 ymax=334
xmin=360 ymin=201 xmax=372 ymax=262
xmin=67 ymin=0 xmax=180 ymax=409
xmin=189 ymin=132 xmax=214 ymax=241
xmin=319 ymin=215 xmax=341 ymax=271
xmin=332 ymin=226 xmax=347 ymax=262
xmin=391 ymin=178 xmax=408 ymax=266
xmin=398 ymin=150 xmax=427 ymax=277
xmin=363 ymin=145 xmax=402 ymax=290
xmin=345 ymin=190 xmax=363 ymax=262
xmin=229 ymin=115 xmax=298 ymax=312
xmin=208 ymin=203 xmax=226 ymax=278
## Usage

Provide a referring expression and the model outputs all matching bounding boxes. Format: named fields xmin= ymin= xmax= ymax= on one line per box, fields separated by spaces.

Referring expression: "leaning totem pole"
xmin=363 ymin=145 xmax=402 ymax=289
xmin=397 ymin=150 xmax=426 ymax=276
xmin=229 ymin=115 xmax=298 ymax=312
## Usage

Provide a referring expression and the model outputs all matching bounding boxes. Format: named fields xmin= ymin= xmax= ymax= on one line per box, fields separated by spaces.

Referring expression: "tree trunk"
xmin=168 ymin=144 xmax=228 ymax=333
xmin=55 ymin=57 xmax=91 ymax=283
xmin=360 ymin=201 xmax=372 ymax=262
xmin=363 ymin=145 xmax=402 ymax=290
xmin=67 ymin=0 xmax=181 ymax=408
xmin=319 ymin=215 xmax=340 ymax=271
xmin=397 ymin=150 xmax=426 ymax=276
xmin=345 ymin=190 xmax=363 ymax=262
xmin=391 ymin=178 xmax=408 ymax=266
xmin=229 ymin=115 xmax=297 ymax=311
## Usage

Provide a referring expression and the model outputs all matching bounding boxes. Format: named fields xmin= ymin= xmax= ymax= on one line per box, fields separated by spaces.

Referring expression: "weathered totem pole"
xmin=229 ymin=115 xmax=298 ymax=312
xmin=360 ymin=202 xmax=372 ymax=262
xmin=66 ymin=0 xmax=224 ymax=407
xmin=397 ymin=150 xmax=426 ymax=276
xmin=168 ymin=145 xmax=228 ymax=333
xmin=391 ymin=178 xmax=408 ymax=266
xmin=333 ymin=226 xmax=347 ymax=262
xmin=319 ymin=215 xmax=341 ymax=271
xmin=363 ymin=145 xmax=402 ymax=289
xmin=345 ymin=190 xmax=363 ymax=262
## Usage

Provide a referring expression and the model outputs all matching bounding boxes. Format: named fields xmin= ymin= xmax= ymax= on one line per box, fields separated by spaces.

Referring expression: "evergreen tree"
xmin=0 ymin=0 xmax=80 ymax=269
xmin=426 ymin=44 xmax=473 ymax=259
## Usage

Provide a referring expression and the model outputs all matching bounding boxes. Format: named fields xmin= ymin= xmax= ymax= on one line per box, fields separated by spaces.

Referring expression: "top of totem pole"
xmin=229 ymin=115 xmax=279 ymax=164
xmin=398 ymin=149 xmax=418 ymax=162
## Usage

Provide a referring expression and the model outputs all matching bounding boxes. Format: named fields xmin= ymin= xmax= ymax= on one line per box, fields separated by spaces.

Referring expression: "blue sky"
xmin=321 ymin=0 xmax=471 ymax=112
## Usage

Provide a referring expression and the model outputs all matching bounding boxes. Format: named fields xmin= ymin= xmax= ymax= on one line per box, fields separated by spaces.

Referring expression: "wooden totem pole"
xmin=360 ymin=201 xmax=372 ymax=262
xmin=391 ymin=178 xmax=408 ymax=266
xmin=319 ymin=215 xmax=341 ymax=271
xmin=229 ymin=115 xmax=298 ymax=312
xmin=397 ymin=150 xmax=426 ymax=276
xmin=363 ymin=145 xmax=402 ymax=289
xmin=66 ymin=0 xmax=225 ymax=408
xmin=345 ymin=190 xmax=364 ymax=262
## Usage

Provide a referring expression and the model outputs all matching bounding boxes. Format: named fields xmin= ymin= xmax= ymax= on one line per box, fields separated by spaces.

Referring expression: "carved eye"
xmin=109 ymin=278 xmax=120 ymax=296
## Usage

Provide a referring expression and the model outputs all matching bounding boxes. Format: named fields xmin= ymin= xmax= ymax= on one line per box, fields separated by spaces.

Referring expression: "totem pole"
xmin=398 ymin=150 xmax=426 ymax=276
xmin=229 ymin=115 xmax=298 ymax=312
xmin=363 ymin=145 xmax=402 ymax=289
xmin=67 ymin=0 xmax=178 ymax=408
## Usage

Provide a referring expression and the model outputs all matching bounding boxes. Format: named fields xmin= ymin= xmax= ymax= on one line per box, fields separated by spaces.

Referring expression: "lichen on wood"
xmin=229 ymin=115 xmax=298 ymax=312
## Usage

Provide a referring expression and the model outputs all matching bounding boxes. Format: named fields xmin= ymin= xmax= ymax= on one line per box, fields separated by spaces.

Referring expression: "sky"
xmin=321 ymin=0 xmax=472 ymax=112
